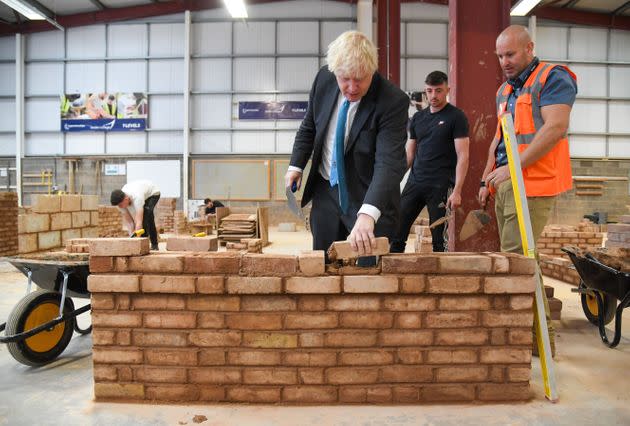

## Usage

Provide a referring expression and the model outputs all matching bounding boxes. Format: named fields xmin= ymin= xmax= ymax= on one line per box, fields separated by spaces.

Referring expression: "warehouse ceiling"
xmin=0 ymin=0 xmax=628 ymax=34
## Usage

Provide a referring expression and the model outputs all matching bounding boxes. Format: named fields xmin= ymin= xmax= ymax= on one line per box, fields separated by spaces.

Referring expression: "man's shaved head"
xmin=495 ymin=25 xmax=535 ymax=79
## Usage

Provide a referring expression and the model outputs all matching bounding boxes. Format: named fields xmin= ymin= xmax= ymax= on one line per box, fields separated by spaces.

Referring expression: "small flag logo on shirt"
xmin=438 ymin=121 xmax=445 ymax=125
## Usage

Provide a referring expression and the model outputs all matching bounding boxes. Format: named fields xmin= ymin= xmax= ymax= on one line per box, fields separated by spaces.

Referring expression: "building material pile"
xmin=98 ymin=206 xmax=126 ymax=237
xmin=218 ymin=214 xmax=258 ymax=243
xmin=0 ymin=192 xmax=18 ymax=256
xmin=605 ymin=215 xmax=630 ymax=250
xmin=414 ymin=225 xmax=433 ymax=253
xmin=155 ymin=198 xmax=176 ymax=233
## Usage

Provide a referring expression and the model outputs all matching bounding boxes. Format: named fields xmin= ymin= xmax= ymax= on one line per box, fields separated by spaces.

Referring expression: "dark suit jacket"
xmin=290 ymin=66 xmax=408 ymax=225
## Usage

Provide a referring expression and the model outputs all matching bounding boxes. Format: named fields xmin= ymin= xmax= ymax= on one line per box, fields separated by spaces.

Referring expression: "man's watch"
xmin=480 ymin=180 xmax=486 ymax=188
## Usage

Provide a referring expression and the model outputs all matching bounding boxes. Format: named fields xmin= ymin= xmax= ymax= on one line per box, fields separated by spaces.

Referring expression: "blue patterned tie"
xmin=329 ymin=99 xmax=350 ymax=214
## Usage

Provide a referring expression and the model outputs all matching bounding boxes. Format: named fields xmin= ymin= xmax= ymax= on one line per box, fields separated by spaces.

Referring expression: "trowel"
xmin=286 ymin=182 xmax=305 ymax=221
xmin=459 ymin=206 xmax=492 ymax=241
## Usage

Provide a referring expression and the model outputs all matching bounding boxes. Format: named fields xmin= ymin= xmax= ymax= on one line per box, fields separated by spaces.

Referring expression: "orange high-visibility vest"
xmin=494 ymin=61 xmax=576 ymax=197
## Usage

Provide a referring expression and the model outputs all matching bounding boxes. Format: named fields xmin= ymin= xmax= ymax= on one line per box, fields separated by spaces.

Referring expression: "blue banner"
xmin=238 ymin=101 xmax=308 ymax=120
xmin=61 ymin=92 xmax=148 ymax=132
xmin=61 ymin=118 xmax=146 ymax=132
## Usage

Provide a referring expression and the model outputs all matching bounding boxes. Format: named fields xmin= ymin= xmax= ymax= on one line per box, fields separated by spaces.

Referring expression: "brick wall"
xmin=17 ymin=194 xmax=100 ymax=254
xmin=155 ymin=198 xmax=176 ymax=233
xmin=98 ymin=206 xmax=126 ymax=238
xmin=605 ymin=216 xmax=630 ymax=249
xmin=88 ymin=240 xmax=536 ymax=404
xmin=0 ymin=192 xmax=18 ymax=256
xmin=536 ymin=222 xmax=604 ymax=258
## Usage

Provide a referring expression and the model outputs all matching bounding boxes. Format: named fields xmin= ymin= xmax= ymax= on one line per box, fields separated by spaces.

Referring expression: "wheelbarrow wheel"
xmin=5 ymin=290 xmax=76 ymax=367
xmin=580 ymin=281 xmax=616 ymax=326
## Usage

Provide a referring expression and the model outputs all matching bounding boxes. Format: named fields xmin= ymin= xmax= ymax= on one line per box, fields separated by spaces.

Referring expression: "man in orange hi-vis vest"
xmin=478 ymin=25 xmax=577 ymax=357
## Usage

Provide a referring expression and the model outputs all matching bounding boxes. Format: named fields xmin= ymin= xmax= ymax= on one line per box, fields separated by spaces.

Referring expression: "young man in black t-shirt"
xmin=390 ymin=71 xmax=470 ymax=252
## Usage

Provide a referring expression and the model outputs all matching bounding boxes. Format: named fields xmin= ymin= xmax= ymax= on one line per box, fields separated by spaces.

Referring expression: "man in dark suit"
xmin=285 ymin=31 xmax=408 ymax=259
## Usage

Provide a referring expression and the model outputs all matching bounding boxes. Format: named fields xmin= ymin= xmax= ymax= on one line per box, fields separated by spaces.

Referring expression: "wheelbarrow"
xmin=562 ymin=247 xmax=630 ymax=348
xmin=0 ymin=253 xmax=92 ymax=366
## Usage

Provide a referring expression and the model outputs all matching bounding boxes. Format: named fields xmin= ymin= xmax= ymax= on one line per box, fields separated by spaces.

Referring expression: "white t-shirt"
xmin=120 ymin=180 xmax=160 ymax=216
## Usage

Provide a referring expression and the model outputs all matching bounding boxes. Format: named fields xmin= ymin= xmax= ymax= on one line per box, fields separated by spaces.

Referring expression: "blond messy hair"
xmin=327 ymin=30 xmax=378 ymax=78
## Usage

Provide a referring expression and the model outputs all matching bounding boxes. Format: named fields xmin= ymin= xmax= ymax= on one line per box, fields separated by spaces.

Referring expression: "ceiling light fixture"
xmin=0 ymin=0 xmax=45 ymax=20
xmin=223 ymin=0 xmax=248 ymax=19
xmin=510 ymin=0 xmax=543 ymax=16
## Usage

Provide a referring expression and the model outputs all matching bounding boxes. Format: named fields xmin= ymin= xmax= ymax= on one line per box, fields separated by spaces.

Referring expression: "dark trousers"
xmin=390 ymin=180 xmax=449 ymax=253
xmin=143 ymin=193 xmax=160 ymax=248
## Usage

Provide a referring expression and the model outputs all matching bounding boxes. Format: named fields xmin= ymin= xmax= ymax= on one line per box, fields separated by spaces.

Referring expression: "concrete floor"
xmin=1 ymin=228 xmax=629 ymax=425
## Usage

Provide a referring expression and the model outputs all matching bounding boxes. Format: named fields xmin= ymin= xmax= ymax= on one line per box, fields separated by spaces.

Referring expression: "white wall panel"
xmin=26 ymin=32 xmax=63 ymax=60
xmin=233 ymin=58 xmax=275 ymax=91
xmin=234 ymin=22 xmax=275 ymax=55
xmin=568 ymin=27 xmax=607 ymax=62
xmin=536 ymin=26 xmax=568 ymax=60
xmin=106 ymin=132 xmax=146 ymax=154
xmin=569 ymin=64 xmax=606 ymax=97
xmin=609 ymin=66 xmax=630 ymax=98
xmin=149 ymin=59 xmax=183 ymax=93
xmin=609 ymin=30 xmax=630 ymax=62
xmin=192 ymin=58 xmax=231 ymax=92
xmin=243 ymin=0 xmax=355 ymax=19
xmin=232 ymin=132 xmax=275 ymax=153
xmin=406 ymin=59 xmax=447 ymax=92
xmin=320 ymin=22 xmax=354 ymax=53
xmin=0 ymin=134 xmax=15 ymax=156
xmin=608 ymin=137 xmax=630 ymax=158
xmin=276 ymin=131 xmax=296 ymax=153
xmin=191 ymin=95 xmax=231 ymax=128
xmin=148 ymin=131 xmax=182 ymax=153
xmin=401 ymin=2 xmax=448 ymax=20
xmin=107 ymin=61 xmax=147 ymax=93
xmin=406 ymin=23 xmax=447 ymax=57
xmin=277 ymin=58 xmax=319 ymax=91
xmin=108 ymin=24 xmax=148 ymax=58
xmin=609 ymin=102 xmax=630 ymax=133
xmin=0 ymin=35 xmax=14 ymax=60
xmin=400 ymin=59 xmax=407 ymax=92
xmin=65 ymin=62 xmax=105 ymax=93
xmin=67 ymin=26 xmax=106 ymax=59
xmin=65 ymin=133 xmax=105 ymax=155
xmin=149 ymin=23 xmax=185 ymax=57
xmin=570 ymin=100 xmax=607 ymax=133
xmin=568 ymin=135 xmax=606 ymax=158
xmin=191 ymin=131 xmax=231 ymax=153
xmin=0 ymin=100 xmax=14 ymax=132
xmin=193 ymin=22 xmax=232 ymax=55
xmin=149 ymin=95 xmax=183 ymax=130
xmin=25 ymin=99 xmax=58 ymax=132
xmin=0 ymin=63 xmax=15 ymax=96
xmin=24 ymin=133 xmax=63 ymax=156
xmin=278 ymin=22 xmax=319 ymax=54
xmin=26 ymin=63 xmax=63 ymax=96
xmin=400 ymin=23 xmax=406 ymax=60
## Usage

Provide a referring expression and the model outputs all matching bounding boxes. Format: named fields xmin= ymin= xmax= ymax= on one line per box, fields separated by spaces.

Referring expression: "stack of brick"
xmin=0 ymin=192 xmax=18 ymax=256
xmin=18 ymin=194 xmax=100 ymax=254
xmin=414 ymin=225 xmax=433 ymax=253
xmin=537 ymin=224 xmax=604 ymax=257
xmin=66 ymin=238 xmax=90 ymax=253
xmin=605 ymin=215 xmax=630 ymax=249
xmin=98 ymin=206 xmax=126 ymax=238
xmin=175 ymin=210 xmax=190 ymax=235
xmin=88 ymin=241 xmax=537 ymax=405
xmin=155 ymin=198 xmax=176 ymax=233
xmin=225 ymin=239 xmax=262 ymax=253
xmin=538 ymin=254 xmax=581 ymax=286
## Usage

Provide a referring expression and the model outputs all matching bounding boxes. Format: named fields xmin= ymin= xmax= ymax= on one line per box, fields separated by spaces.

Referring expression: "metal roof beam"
xmin=534 ymin=5 xmax=630 ymax=30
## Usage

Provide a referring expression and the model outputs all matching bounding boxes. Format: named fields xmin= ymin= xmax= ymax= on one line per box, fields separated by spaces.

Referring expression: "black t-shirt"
xmin=409 ymin=103 xmax=469 ymax=185
xmin=205 ymin=200 xmax=224 ymax=214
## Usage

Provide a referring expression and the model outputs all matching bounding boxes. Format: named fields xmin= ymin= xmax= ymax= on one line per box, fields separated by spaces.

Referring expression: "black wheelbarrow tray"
xmin=562 ymin=247 xmax=630 ymax=348
xmin=0 ymin=252 xmax=92 ymax=366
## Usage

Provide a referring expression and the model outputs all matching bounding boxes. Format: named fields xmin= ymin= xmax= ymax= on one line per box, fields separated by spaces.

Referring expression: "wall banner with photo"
xmin=238 ymin=101 xmax=308 ymax=120
xmin=60 ymin=93 xmax=148 ymax=132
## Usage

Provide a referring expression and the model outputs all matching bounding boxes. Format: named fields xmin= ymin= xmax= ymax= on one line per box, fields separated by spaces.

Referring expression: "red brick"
xmin=91 ymin=294 xmax=115 ymax=310
xmin=196 ymin=276 xmax=224 ymax=294
xmin=477 ymin=383 xmax=531 ymax=401
xmin=426 ymin=349 xmax=477 ymax=364
xmin=93 ymin=365 xmax=117 ymax=381
xmin=117 ymin=330 xmax=131 ymax=345
xmin=226 ymin=277 xmax=282 ymax=294
xmin=480 ymin=348 xmax=531 ymax=364
xmin=298 ymin=250 xmax=325 ymax=276
xmin=510 ymin=295 xmax=534 ymax=310
xmin=343 ymin=275 xmax=398 ymax=293
xmin=284 ymin=313 xmax=338 ymax=329
xmin=146 ymin=385 xmax=200 ymax=402
xmin=133 ymin=294 xmax=185 ymax=310
xmin=199 ymin=350 xmax=227 ymax=366
xmin=133 ymin=331 xmax=188 ymax=347
xmin=383 ymin=296 xmax=436 ymax=311
xmin=380 ymin=366 xmax=433 ymax=383
xmin=225 ymin=313 xmax=283 ymax=330
xmin=327 ymin=295 xmax=380 ymax=311
xmin=283 ymin=351 xmax=337 ymax=366
xmin=144 ymin=313 xmax=196 ymax=329
xmin=141 ymin=275 xmax=195 ymax=293
xmin=367 ymin=387 xmax=392 ymax=403
xmin=299 ymin=333 xmax=324 ymax=348
xmin=493 ymin=296 xmax=509 ymax=310
xmin=380 ymin=330 xmax=433 ymax=346
xmin=491 ymin=329 xmax=507 ymax=345
xmin=183 ymin=252 xmax=241 ymax=274
xmin=227 ymin=351 xmax=281 ymax=366
xmin=484 ymin=275 xmax=536 ymax=294
xmin=339 ymin=387 xmax=367 ymax=402
xmin=427 ymin=275 xmax=481 ymax=293
xmin=392 ymin=386 xmax=419 ymax=402
xmin=242 ymin=332 xmax=298 ymax=348
xmin=508 ymin=329 xmax=533 ymax=345
xmin=90 ymin=256 xmax=114 ymax=273
xmin=227 ymin=387 xmax=281 ymax=403
xmin=88 ymin=274 xmax=140 ymax=293
xmin=93 ymin=348 xmax=143 ymax=364
xmin=199 ymin=386 xmax=226 ymax=401
xmin=339 ymin=350 xmax=394 ymax=365
xmin=241 ymin=296 xmax=296 ymax=311
xmin=489 ymin=365 xmax=504 ymax=382
xmin=436 ymin=366 xmax=488 ymax=382
xmin=88 ymin=238 xmax=149 ymax=256
xmin=438 ymin=255 xmax=492 ymax=274
xmin=198 ymin=312 xmax=225 ymax=328
xmin=92 ymin=312 xmax=142 ymax=328
xmin=435 ymin=329 xmax=489 ymax=345
xmin=507 ymin=366 xmax=531 ymax=382
xmin=166 ymin=235 xmax=218 ymax=252
xmin=297 ymin=295 xmax=327 ymax=311
xmin=488 ymin=253 xmax=510 ymax=273
xmin=118 ymin=367 xmax=132 ymax=381
xmin=92 ymin=330 xmax=116 ymax=345
xmin=420 ymin=384 xmax=475 ymax=402
xmin=240 ymin=253 xmax=297 ymax=277
xmin=327 ymin=367 xmax=379 ymax=384
xmin=482 ymin=311 xmax=534 ymax=327
xmin=395 ymin=313 xmax=422 ymax=328
xmin=190 ymin=331 xmax=242 ymax=347
xmin=128 ymin=254 xmax=184 ymax=273
xmin=146 ymin=349 xmax=198 ymax=366
xmin=326 ymin=331 xmax=377 ymax=347
xmin=298 ymin=368 xmax=325 ymax=384
xmin=282 ymin=386 xmax=337 ymax=403
xmin=187 ymin=296 xmax=240 ymax=311
xmin=243 ymin=368 xmax=297 ymax=384
xmin=400 ymin=275 xmax=426 ymax=293
xmin=397 ymin=348 xmax=423 ymax=364
xmin=425 ymin=312 xmax=478 ymax=328
xmin=381 ymin=254 xmax=439 ymax=274
xmin=285 ymin=276 xmax=341 ymax=294
xmin=135 ymin=367 xmax=187 ymax=383
xmin=190 ymin=368 xmax=241 ymax=384
xmin=328 ymin=238 xmax=389 ymax=260
xmin=339 ymin=312 xmax=393 ymax=329
xmin=94 ymin=383 xmax=144 ymax=400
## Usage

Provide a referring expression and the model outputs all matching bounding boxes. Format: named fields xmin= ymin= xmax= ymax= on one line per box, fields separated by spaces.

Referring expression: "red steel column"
xmin=377 ymin=0 xmax=401 ymax=85
xmin=447 ymin=0 xmax=511 ymax=252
